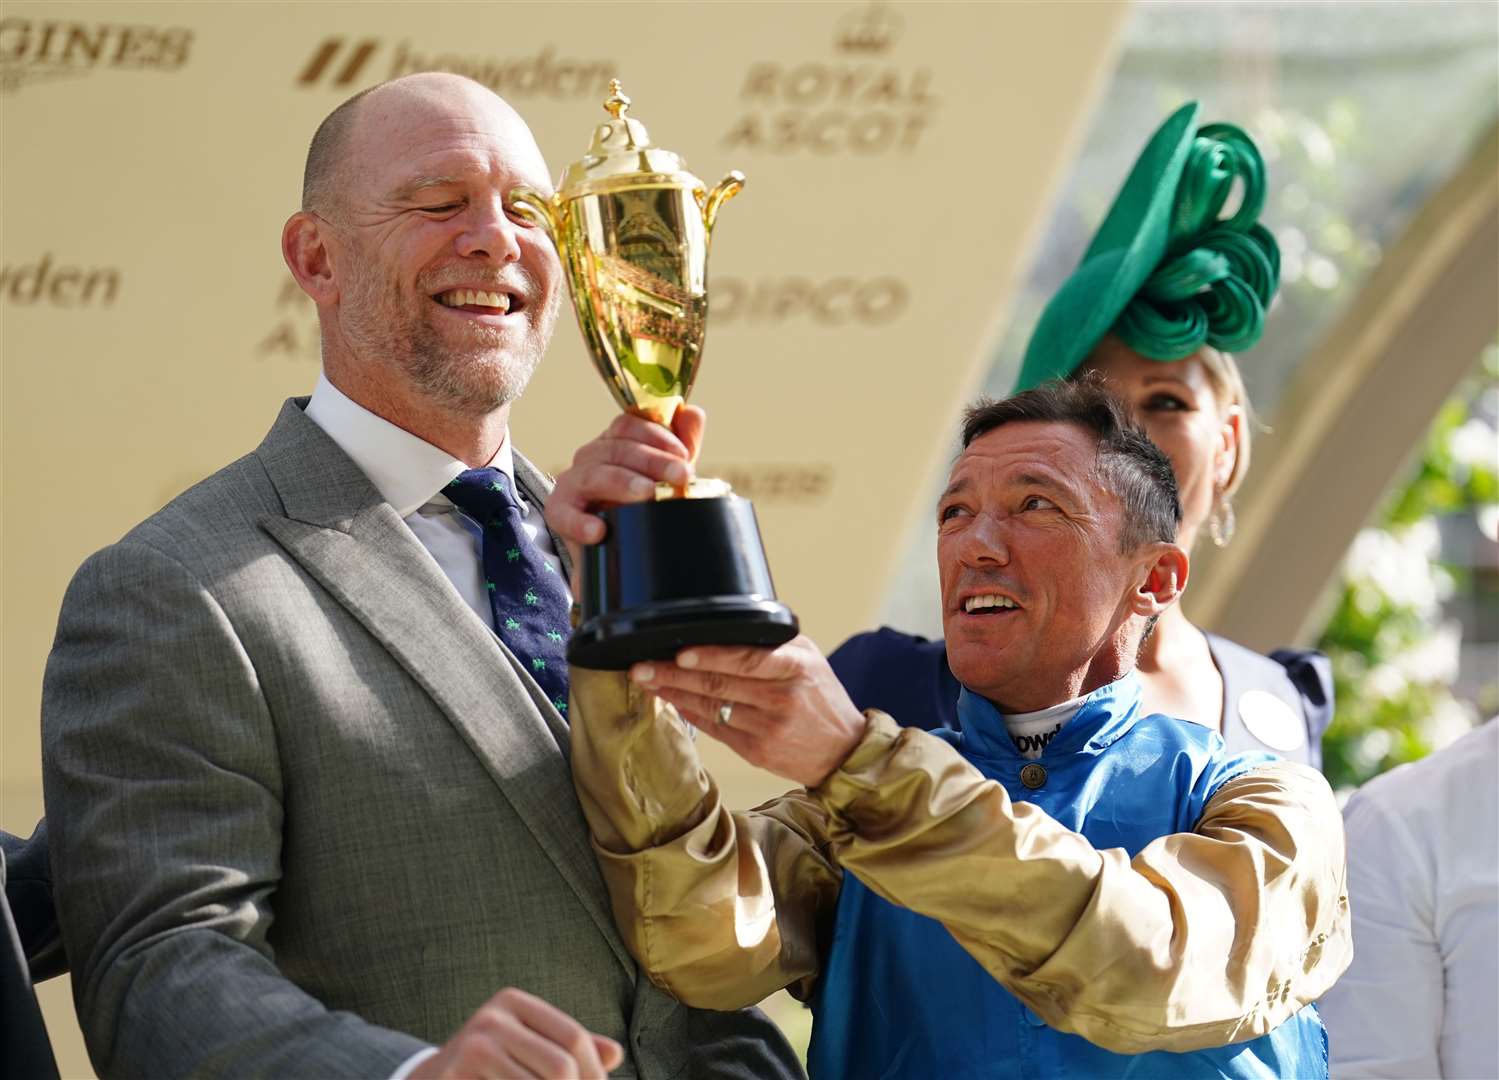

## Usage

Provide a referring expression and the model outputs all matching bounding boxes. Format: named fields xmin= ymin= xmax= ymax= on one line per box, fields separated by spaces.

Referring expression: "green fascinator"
xmin=1013 ymin=102 xmax=1280 ymax=393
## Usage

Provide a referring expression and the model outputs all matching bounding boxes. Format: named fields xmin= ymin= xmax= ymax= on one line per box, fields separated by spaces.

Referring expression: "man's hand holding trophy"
xmin=515 ymin=81 xmax=798 ymax=668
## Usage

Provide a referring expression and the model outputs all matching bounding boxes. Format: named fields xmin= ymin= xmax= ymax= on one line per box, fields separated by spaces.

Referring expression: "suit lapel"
xmin=254 ymin=400 xmax=632 ymax=973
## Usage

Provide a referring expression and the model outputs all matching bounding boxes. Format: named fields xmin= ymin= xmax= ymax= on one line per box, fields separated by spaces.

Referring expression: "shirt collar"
xmin=1006 ymin=692 xmax=1090 ymax=731
xmin=303 ymin=372 xmax=515 ymax=517
xmin=957 ymin=671 xmax=1144 ymax=762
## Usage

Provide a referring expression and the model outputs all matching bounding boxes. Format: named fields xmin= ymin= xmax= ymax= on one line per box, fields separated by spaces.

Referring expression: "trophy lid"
xmin=558 ymin=80 xmax=704 ymax=196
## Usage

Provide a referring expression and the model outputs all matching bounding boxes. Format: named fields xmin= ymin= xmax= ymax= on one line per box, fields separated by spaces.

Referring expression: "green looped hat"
xmin=1012 ymin=102 xmax=1280 ymax=393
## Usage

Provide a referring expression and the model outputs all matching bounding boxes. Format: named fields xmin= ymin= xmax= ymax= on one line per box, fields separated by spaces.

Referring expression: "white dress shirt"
xmin=304 ymin=374 xmax=565 ymax=634
xmin=304 ymin=374 xmax=564 ymax=1079
xmin=1319 ymin=718 xmax=1498 ymax=1078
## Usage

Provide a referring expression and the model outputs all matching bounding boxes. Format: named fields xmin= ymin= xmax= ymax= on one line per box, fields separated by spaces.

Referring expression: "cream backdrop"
xmin=1 ymin=2 xmax=1126 ymax=1072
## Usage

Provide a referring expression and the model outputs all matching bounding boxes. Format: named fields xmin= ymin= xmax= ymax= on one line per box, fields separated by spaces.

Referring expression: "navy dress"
xmin=828 ymin=627 xmax=1332 ymax=767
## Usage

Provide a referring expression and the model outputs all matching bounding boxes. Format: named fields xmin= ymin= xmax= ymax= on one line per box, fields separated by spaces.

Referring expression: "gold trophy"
xmin=510 ymin=81 xmax=798 ymax=668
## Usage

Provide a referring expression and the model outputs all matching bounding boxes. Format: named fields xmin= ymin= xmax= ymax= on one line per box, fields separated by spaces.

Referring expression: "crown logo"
xmin=835 ymin=2 xmax=902 ymax=55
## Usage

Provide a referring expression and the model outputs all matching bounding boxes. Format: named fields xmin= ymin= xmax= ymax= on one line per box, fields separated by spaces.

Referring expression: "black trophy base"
xmin=568 ymin=494 xmax=799 ymax=670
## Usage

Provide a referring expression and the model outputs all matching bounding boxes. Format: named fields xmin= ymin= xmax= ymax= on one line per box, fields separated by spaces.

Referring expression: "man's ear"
xmin=1130 ymin=542 xmax=1189 ymax=617
xmin=281 ymin=211 xmax=338 ymax=306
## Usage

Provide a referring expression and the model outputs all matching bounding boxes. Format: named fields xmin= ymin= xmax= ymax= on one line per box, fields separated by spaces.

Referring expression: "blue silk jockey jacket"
xmin=569 ymin=669 xmax=1351 ymax=1080
xmin=808 ymin=677 xmax=1329 ymax=1078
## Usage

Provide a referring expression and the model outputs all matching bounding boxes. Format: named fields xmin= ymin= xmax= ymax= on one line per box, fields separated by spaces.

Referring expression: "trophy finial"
xmin=604 ymin=80 xmax=631 ymax=119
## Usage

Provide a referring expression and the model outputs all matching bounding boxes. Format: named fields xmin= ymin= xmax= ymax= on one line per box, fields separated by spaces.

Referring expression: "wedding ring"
xmin=716 ymin=701 xmax=734 ymax=727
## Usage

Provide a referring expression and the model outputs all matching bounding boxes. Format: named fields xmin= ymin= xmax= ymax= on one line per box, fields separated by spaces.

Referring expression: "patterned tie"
xmin=442 ymin=468 xmax=571 ymax=716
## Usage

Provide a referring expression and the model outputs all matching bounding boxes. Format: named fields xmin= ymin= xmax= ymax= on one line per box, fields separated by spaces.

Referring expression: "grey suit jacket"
xmin=2 ymin=823 xmax=61 ymax=1080
xmin=42 ymin=400 xmax=802 ymax=1080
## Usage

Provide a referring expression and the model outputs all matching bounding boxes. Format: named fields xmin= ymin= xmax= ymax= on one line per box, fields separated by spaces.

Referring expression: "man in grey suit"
xmin=41 ymin=72 xmax=801 ymax=1079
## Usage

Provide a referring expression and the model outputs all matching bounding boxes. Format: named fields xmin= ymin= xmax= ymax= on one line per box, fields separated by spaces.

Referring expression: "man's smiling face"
xmin=937 ymin=419 xmax=1145 ymax=712
xmin=320 ymin=75 xmax=563 ymax=415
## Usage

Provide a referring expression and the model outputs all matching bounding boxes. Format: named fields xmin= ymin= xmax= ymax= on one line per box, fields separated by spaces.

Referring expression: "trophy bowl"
xmin=511 ymin=81 xmax=798 ymax=669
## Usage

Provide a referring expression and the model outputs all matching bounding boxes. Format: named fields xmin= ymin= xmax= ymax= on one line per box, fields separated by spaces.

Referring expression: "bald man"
xmin=41 ymin=74 xmax=801 ymax=1080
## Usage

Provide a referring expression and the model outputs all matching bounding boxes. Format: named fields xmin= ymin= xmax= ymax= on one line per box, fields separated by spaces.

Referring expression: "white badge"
xmin=1238 ymin=690 xmax=1306 ymax=752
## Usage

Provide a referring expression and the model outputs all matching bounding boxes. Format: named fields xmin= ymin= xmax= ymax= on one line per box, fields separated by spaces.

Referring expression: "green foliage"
xmin=1317 ymin=348 xmax=1499 ymax=791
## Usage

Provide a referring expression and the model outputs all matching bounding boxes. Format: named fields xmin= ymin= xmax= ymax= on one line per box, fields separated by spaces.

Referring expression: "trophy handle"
xmin=507 ymin=186 xmax=561 ymax=245
xmin=697 ymin=170 xmax=745 ymax=236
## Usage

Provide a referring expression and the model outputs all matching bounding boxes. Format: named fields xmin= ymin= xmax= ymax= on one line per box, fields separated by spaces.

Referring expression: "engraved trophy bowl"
xmin=510 ymin=81 xmax=798 ymax=669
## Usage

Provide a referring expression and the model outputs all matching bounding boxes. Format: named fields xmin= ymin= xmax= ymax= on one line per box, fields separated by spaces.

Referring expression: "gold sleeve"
xmin=568 ymin=666 xmax=842 ymax=1008
xmin=817 ymin=713 xmax=1352 ymax=1054
xmin=569 ymin=668 xmax=1352 ymax=1053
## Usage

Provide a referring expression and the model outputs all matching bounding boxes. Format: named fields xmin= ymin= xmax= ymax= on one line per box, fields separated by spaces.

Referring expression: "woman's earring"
xmin=1208 ymin=488 xmax=1236 ymax=548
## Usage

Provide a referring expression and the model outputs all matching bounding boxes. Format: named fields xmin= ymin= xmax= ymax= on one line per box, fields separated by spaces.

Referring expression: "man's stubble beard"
xmin=404 ymin=284 xmax=562 ymax=416
xmin=343 ymin=266 xmax=564 ymax=417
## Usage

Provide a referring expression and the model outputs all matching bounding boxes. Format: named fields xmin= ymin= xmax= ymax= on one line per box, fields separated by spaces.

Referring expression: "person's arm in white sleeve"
xmin=1319 ymin=790 xmax=1443 ymax=1078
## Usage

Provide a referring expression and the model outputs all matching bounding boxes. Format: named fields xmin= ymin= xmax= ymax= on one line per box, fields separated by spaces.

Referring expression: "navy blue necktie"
xmin=443 ymin=468 xmax=571 ymax=715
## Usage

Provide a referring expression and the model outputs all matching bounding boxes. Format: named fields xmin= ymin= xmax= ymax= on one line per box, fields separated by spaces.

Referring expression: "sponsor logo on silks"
xmin=0 ymin=20 xmax=193 ymax=95
xmin=1010 ymin=722 xmax=1063 ymax=757
xmin=294 ymin=36 xmax=615 ymax=100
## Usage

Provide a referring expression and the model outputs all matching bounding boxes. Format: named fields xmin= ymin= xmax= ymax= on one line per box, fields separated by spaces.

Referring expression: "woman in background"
xmin=832 ymin=103 xmax=1331 ymax=765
